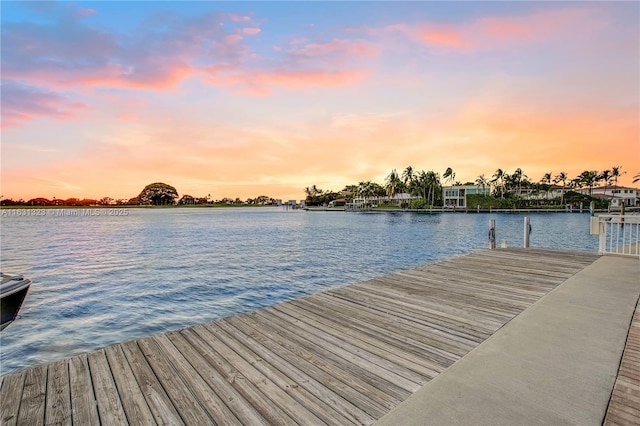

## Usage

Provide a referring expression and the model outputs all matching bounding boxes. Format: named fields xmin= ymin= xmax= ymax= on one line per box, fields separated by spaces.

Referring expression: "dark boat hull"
xmin=1 ymin=274 xmax=31 ymax=330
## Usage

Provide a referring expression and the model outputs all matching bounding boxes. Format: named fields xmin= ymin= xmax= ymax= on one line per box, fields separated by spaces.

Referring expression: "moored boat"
xmin=1 ymin=273 xmax=31 ymax=330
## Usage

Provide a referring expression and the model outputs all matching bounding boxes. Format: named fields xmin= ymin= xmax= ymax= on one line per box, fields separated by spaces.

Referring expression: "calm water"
xmin=1 ymin=208 xmax=597 ymax=375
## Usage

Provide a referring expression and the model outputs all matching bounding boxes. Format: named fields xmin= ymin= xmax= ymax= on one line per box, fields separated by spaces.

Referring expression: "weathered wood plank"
xmin=69 ymin=354 xmax=100 ymax=426
xmin=275 ymin=302 xmax=442 ymax=379
xmin=197 ymin=322 xmax=326 ymax=425
xmin=269 ymin=304 xmax=427 ymax=386
xmin=167 ymin=330 xmax=268 ymax=425
xmin=222 ymin=315 xmax=376 ymax=425
xmin=0 ymin=370 xmax=25 ymax=426
xmin=104 ymin=344 xmax=156 ymax=425
xmin=255 ymin=307 xmax=420 ymax=394
xmin=137 ymin=336 xmax=214 ymax=425
xmin=45 ymin=359 xmax=71 ymax=426
xmin=232 ymin=312 xmax=393 ymax=416
xmin=152 ymin=333 xmax=242 ymax=426
xmin=181 ymin=326 xmax=295 ymax=425
xmin=120 ymin=340 xmax=184 ymax=425
xmin=87 ymin=350 xmax=128 ymax=425
xmin=17 ymin=365 xmax=47 ymax=426
xmin=605 ymin=302 xmax=640 ymax=426
xmin=214 ymin=319 xmax=368 ymax=425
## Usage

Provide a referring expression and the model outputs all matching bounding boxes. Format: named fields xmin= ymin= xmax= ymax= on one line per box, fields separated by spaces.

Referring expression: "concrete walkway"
xmin=376 ymin=255 xmax=640 ymax=426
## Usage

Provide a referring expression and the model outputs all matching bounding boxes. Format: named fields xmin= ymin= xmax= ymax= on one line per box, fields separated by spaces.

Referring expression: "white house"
xmin=347 ymin=193 xmax=418 ymax=209
xmin=581 ymin=186 xmax=639 ymax=207
xmin=442 ymin=185 xmax=491 ymax=208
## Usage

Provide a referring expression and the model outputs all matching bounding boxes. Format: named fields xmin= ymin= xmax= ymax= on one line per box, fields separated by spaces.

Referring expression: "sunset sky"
xmin=2 ymin=1 xmax=638 ymax=202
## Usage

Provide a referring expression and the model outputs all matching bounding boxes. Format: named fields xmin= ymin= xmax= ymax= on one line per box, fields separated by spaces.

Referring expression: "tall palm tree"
xmin=443 ymin=167 xmax=456 ymax=186
xmin=425 ymin=170 xmax=440 ymax=206
xmin=416 ymin=170 xmax=428 ymax=203
xmin=491 ymin=169 xmax=505 ymax=198
xmin=540 ymin=172 xmax=552 ymax=200
xmin=599 ymin=169 xmax=612 ymax=199
xmin=579 ymin=170 xmax=599 ymax=197
xmin=611 ymin=166 xmax=625 ymax=188
xmin=385 ymin=169 xmax=403 ymax=205
xmin=554 ymin=172 xmax=568 ymax=205
xmin=475 ymin=174 xmax=489 ymax=194
xmin=402 ymin=166 xmax=414 ymax=186
xmin=510 ymin=168 xmax=528 ymax=197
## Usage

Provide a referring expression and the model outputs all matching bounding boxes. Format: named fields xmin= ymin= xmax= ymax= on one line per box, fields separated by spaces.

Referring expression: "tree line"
xmin=0 ymin=182 xmax=279 ymax=207
xmin=305 ymin=166 xmax=637 ymax=208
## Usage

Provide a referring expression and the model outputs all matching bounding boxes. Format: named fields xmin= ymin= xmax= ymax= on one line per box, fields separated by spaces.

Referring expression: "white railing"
xmin=596 ymin=215 xmax=640 ymax=257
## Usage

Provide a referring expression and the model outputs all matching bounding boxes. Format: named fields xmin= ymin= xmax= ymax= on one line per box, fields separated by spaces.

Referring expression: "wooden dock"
xmin=605 ymin=300 xmax=640 ymax=425
xmin=0 ymin=248 xmax=600 ymax=425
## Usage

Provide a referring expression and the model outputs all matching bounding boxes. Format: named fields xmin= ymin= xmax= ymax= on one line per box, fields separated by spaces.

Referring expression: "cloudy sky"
xmin=2 ymin=1 xmax=638 ymax=201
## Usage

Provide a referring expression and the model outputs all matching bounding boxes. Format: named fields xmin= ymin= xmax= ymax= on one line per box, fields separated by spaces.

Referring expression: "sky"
xmin=1 ymin=1 xmax=639 ymax=202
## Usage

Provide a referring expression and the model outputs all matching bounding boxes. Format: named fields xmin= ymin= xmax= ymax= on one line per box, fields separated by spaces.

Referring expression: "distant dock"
xmin=1 ymin=248 xmax=638 ymax=425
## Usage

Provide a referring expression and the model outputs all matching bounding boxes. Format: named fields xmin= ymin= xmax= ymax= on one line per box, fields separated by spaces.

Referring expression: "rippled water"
xmin=1 ymin=208 xmax=597 ymax=374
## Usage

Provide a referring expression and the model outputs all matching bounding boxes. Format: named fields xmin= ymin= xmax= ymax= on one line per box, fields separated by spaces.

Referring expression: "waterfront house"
xmin=581 ymin=186 xmax=639 ymax=207
xmin=442 ymin=185 xmax=491 ymax=208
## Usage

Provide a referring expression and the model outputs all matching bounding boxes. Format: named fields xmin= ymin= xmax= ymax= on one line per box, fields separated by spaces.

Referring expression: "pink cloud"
xmin=1 ymin=6 xmax=253 ymax=92
xmin=1 ymin=81 xmax=90 ymax=128
xmin=203 ymin=67 xmax=366 ymax=95
xmin=412 ymin=27 xmax=470 ymax=49
xmin=242 ymin=27 xmax=261 ymax=35
xmin=224 ymin=34 xmax=244 ymax=44
xmin=384 ymin=7 xmax=607 ymax=52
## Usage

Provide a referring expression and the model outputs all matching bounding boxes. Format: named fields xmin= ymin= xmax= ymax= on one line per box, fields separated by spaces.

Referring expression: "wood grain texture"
xmin=605 ymin=301 xmax=640 ymax=426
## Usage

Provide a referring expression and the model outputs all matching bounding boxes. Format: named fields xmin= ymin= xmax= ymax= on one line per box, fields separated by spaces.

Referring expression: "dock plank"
xmin=120 ymin=340 xmax=184 ymax=425
xmin=44 ymin=359 xmax=71 ymax=426
xmin=152 ymin=333 xmax=242 ymax=426
xmin=17 ymin=365 xmax=46 ymax=426
xmin=182 ymin=326 xmax=296 ymax=425
xmin=87 ymin=350 xmax=128 ymax=425
xmin=104 ymin=344 xmax=156 ymax=425
xmin=197 ymin=322 xmax=325 ymax=425
xmin=167 ymin=330 xmax=268 ymax=425
xmin=215 ymin=318 xmax=369 ymax=425
xmin=0 ymin=370 xmax=25 ymax=426
xmin=69 ymin=355 xmax=99 ymax=426
xmin=137 ymin=337 xmax=214 ymax=425
xmin=605 ymin=298 xmax=640 ymax=426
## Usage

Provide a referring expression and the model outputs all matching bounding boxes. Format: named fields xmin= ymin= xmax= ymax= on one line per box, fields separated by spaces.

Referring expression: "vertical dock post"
xmin=489 ymin=219 xmax=496 ymax=249
xmin=524 ymin=216 xmax=530 ymax=248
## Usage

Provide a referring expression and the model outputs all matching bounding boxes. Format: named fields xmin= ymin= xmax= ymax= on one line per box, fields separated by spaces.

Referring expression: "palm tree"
xmin=579 ymin=170 xmax=599 ymax=197
xmin=540 ymin=172 xmax=552 ymax=201
xmin=402 ymin=166 xmax=414 ymax=186
xmin=510 ymin=168 xmax=528 ymax=197
xmin=425 ymin=170 xmax=440 ymax=207
xmin=611 ymin=166 xmax=625 ymax=188
xmin=475 ymin=174 xmax=489 ymax=194
xmin=599 ymin=169 xmax=612 ymax=200
xmin=443 ymin=167 xmax=456 ymax=186
xmin=385 ymin=169 xmax=404 ymax=205
xmin=634 ymin=173 xmax=640 ymax=183
xmin=554 ymin=172 xmax=568 ymax=205
xmin=491 ymin=169 xmax=505 ymax=198
xmin=415 ymin=171 xmax=428 ymax=204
